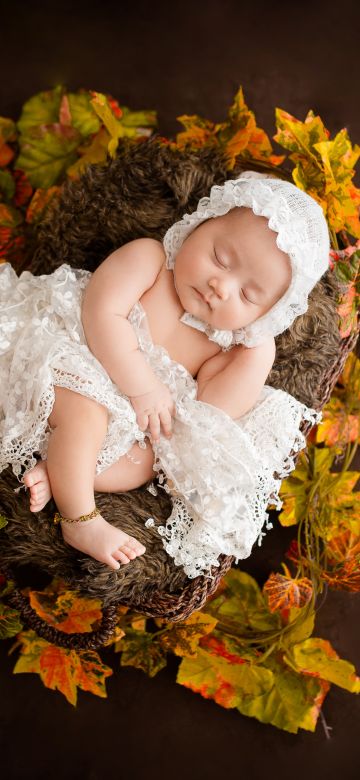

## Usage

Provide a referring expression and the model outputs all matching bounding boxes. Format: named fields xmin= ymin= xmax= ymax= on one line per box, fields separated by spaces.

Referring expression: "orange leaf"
xmin=13 ymin=170 xmax=33 ymax=207
xmin=0 ymin=142 xmax=14 ymax=167
xmin=13 ymin=630 xmax=113 ymax=705
xmin=25 ymin=186 xmax=61 ymax=223
xmin=316 ymin=396 xmax=359 ymax=447
xmin=263 ymin=572 xmax=313 ymax=613
xmin=28 ymin=586 xmax=102 ymax=634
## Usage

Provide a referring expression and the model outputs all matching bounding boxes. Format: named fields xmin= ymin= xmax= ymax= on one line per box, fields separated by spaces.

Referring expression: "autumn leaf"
xmin=321 ymin=527 xmax=360 ymax=591
xmin=12 ymin=630 xmax=112 ymax=705
xmin=62 ymin=92 xmax=101 ymax=136
xmin=0 ymin=602 xmax=23 ymax=639
xmin=201 ymin=569 xmax=280 ymax=635
xmin=316 ymin=396 xmax=359 ymax=448
xmin=221 ymin=87 xmax=285 ymax=169
xmin=0 ymin=202 xmax=25 ymax=263
xmin=326 ymin=526 xmax=360 ymax=564
xmin=330 ymin=246 xmax=360 ymax=338
xmin=174 ymin=114 xmax=218 ymax=150
xmin=339 ymin=349 xmax=360 ymax=395
xmin=279 ymin=606 xmax=316 ymax=650
xmin=157 ymin=611 xmax=218 ymax=657
xmin=177 ymin=634 xmax=329 ymax=733
xmin=90 ymin=92 xmax=156 ymax=158
xmin=284 ymin=637 xmax=360 ymax=693
xmin=277 ymin=449 xmax=314 ymax=527
xmin=66 ymin=127 xmax=110 ymax=179
xmin=322 ymin=471 xmax=360 ymax=541
xmin=263 ymin=571 xmax=313 ymax=613
xmin=0 ymin=117 xmax=17 ymax=166
xmin=177 ymin=642 xmax=273 ymax=709
xmin=13 ymin=170 xmax=33 ymax=207
xmin=0 ymin=513 xmax=8 ymax=530
xmin=273 ymin=108 xmax=360 ymax=239
xmin=27 ymin=579 xmax=102 ymax=633
xmin=16 ymin=85 xmax=64 ymax=135
xmin=173 ymin=87 xmax=285 ymax=171
xmin=235 ymin=652 xmax=330 ymax=733
xmin=25 ymin=186 xmax=60 ymax=223
xmin=116 ymin=628 xmax=168 ymax=677
xmin=16 ymin=123 xmax=81 ymax=188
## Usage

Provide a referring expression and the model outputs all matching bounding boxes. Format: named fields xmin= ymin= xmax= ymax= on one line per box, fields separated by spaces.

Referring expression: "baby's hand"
xmin=130 ymin=379 xmax=175 ymax=441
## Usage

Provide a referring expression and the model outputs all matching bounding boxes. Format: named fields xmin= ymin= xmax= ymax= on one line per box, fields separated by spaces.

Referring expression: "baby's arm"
xmin=81 ymin=238 xmax=164 ymax=397
xmin=196 ymin=339 xmax=276 ymax=419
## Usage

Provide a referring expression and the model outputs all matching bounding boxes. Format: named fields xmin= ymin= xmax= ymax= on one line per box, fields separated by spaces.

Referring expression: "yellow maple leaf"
xmin=12 ymin=630 xmax=113 ymax=705
xmin=27 ymin=578 xmax=102 ymax=633
xmin=274 ymin=108 xmax=360 ymax=239
xmin=316 ymin=396 xmax=359 ymax=448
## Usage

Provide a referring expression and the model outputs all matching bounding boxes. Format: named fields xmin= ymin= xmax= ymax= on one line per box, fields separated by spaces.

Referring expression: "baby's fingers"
xmin=148 ymin=412 xmax=161 ymax=442
xmin=159 ymin=409 xmax=173 ymax=438
xmin=137 ymin=413 xmax=149 ymax=432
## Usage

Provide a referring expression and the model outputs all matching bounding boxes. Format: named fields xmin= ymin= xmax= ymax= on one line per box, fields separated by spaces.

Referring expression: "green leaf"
xmin=0 ymin=602 xmax=23 ymax=639
xmin=17 ymin=85 xmax=64 ymax=134
xmin=335 ymin=260 xmax=357 ymax=283
xmin=16 ymin=124 xmax=80 ymax=188
xmin=235 ymin=653 xmax=329 ymax=733
xmin=0 ymin=117 xmax=17 ymax=142
xmin=120 ymin=106 xmax=157 ymax=129
xmin=118 ymin=628 xmax=168 ymax=677
xmin=67 ymin=93 xmax=101 ymax=136
xmin=177 ymin=644 xmax=273 ymax=708
xmin=279 ymin=607 xmax=316 ymax=650
xmin=314 ymin=447 xmax=334 ymax=474
xmin=202 ymin=569 xmax=280 ymax=634
xmin=0 ymin=203 xmax=23 ymax=227
xmin=177 ymin=641 xmax=328 ymax=733
xmin=0 ymin=170 xmax=16 ymax=201
xmin=284 ymin=637 xmax=360 ymax=692
xmin=0 ymin=513 xmax=8 ymax=530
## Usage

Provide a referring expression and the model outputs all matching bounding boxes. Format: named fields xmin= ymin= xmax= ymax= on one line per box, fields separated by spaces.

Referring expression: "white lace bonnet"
xmin=162 ymin=170 xmax=331 ymax=349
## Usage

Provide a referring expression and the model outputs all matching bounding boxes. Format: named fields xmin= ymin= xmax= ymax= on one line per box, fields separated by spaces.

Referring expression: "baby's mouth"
xmin=194 ymin=288 xmax=212 ymax=308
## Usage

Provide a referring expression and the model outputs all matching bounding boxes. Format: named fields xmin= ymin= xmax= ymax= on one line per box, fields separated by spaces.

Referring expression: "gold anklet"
xmin=53 ymin=506 xmax=100 ymax=525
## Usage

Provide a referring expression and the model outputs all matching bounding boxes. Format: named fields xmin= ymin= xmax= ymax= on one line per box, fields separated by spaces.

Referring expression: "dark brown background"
xmin=0 ymin=1 xmax=359 ymax=778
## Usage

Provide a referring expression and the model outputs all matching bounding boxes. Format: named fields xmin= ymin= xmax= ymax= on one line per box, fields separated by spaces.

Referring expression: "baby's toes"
xmin=120 ymin=544 xmax=138 ymax=560
xmin=30 ymin=486 xmax=48 ymax=511
xmin=128 ymin=538 xmax=146 ymax=556
xmin=113 ymin=549 xmax=130 ymax=565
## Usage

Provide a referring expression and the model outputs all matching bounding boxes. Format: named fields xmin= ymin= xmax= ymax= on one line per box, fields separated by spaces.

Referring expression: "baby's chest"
xmin=139 ymin=267 xmax=220 ymax=377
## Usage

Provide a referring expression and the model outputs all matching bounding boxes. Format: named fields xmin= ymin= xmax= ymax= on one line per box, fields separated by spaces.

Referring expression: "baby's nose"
xmin=209 ymin=277 xmax=231 ymax=300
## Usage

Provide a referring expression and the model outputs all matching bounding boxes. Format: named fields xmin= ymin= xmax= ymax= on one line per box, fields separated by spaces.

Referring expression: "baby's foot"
xmin=23 ymin=460 xmax=52 ymax=513
xmin=60 ymin=513 xmax=146 ymax=571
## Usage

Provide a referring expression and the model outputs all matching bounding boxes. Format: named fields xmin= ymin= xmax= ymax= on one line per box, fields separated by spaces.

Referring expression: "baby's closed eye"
xmin=213 ymin=249 xmax=258 ymax=305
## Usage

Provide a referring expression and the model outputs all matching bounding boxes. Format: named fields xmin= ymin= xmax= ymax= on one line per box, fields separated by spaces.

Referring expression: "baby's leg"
xmin=24 ymin=440 xmax=155 ymax=509
xmin=33 ymin=387 xmax=146 ymax=569
xmin=93 ymin=441 xmax=155 ymax=492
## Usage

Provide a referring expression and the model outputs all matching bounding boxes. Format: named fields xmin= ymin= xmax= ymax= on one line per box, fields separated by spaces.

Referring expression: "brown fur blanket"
xmin=0 ymin=138 xmax=343 ymax=606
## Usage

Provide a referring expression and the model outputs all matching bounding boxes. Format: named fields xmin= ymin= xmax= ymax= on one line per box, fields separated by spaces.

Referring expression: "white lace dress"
xmin=0 ymin=262 xmax=321 ymax=580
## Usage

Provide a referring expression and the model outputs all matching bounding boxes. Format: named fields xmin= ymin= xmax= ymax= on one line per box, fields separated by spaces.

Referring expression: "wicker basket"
xmin=1 ymin=140 xmax=358 ymax=649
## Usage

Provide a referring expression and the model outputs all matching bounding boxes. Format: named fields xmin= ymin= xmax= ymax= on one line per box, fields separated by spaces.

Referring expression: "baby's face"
xmin=173 ymin=207 xmax=292 ymax=332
